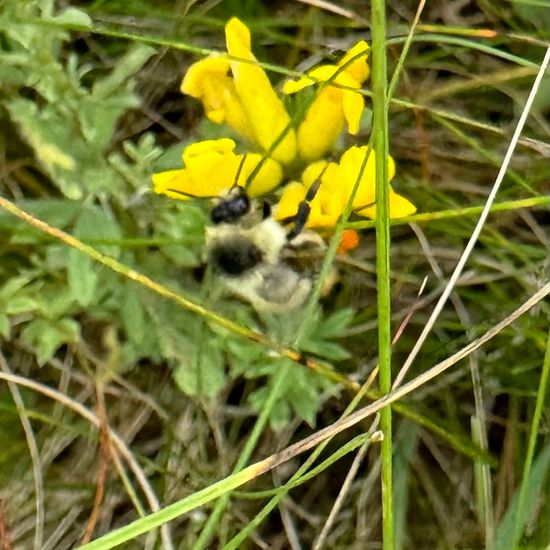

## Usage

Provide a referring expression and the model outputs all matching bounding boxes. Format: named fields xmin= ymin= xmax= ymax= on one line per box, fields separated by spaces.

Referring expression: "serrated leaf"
xmin=79 ymin=95 xmax=141 ymax=148
xmin=286 ymin=370 xmax=321 ymax=426
xmin=173 ymin=341 xmax=226 ymax=398
xmin=8 ymin=101 xmax=77 ymax=172
xmin=7 ymin=99 xmax=82 ymax=199
xmin=248 ymin=386 xmax=292 ymax=430
xmin=38 ymin=287 xmax=76 ymax=317
xmin=301 ymin=340 xmax=351 ymax=361
xmin=5 ymin=200 xmax=81 ymax=244
xmin=318 ymin=308 xmax=355 ymax=339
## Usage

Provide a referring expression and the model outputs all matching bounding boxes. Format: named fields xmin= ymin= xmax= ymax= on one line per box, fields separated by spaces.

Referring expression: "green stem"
xmin=194 ymin=362 xmax=290 ymax=549
xmin=371 ymin=0 xmax=394 ymax=548
xmin=511 ymin=326 xmax=550 ymax=547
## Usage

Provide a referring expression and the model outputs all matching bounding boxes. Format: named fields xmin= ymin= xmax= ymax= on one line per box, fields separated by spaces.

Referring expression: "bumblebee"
xmin=205 ymin=186 xmax=326 ymax=313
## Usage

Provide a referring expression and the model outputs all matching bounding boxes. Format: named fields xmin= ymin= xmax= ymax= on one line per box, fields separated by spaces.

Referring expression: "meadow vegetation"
xmin=0 ymin=0 xmax=549 ymax=548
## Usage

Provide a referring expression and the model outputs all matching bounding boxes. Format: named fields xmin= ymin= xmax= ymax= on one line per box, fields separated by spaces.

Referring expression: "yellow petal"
xmin=301 ymin=161 xmax=329 ymax=186
xmin=389 ymin=190 xmax=417 ymax=217
xmin=342 ymin=88 xmax=365 ymax=135
xmin=282 ymin=66 xmax=335 ymax=95
xmin=225 ymin=18 xmax=296 ymax=165
xmin=296 ymin=88 xmax=345 ymax=162
xmin=181 ymin=56 xmax=230 ymax=97
xmin=315 ymin=163 xmax=348 ymax=227
xmin=335 ymin=146 xmax=375 ymax=209
xmin=236 ymin=153 xmax=284 ymax=197
xmin=334 ymin=145 xmax=415 ymax=219
xmin=301 ymin=162 xmax=344 ymax=228
xmin=152 ymin=169 xmax=196 ymax=200
xmin=338 ymin=41 xmax=370 ymax=84
xmin=336 ymin=146 xmax=394 ymax=208
xmin=181 ymin=57 xmax=257 ymax=143
xmin=293 ymin=68 xmax=364 ymax=160
xmin=275 ymin=181 xmax=307 ymax=221
xmin=153 ymin=139 xmax=283 ymax=200
xmin=282 ymin=75 xmax=317 ymax=94
xmin=356 ymin=190 xmax=417 ymax=219
xmin=183 ymin=138 xmax=238 ymax=188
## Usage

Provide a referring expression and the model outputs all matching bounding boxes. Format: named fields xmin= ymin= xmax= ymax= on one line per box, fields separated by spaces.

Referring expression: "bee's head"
xmin=210 ymin=187 xmax=250 ymax=225
xmin=210 ymin=187 xmax=271 ymax=226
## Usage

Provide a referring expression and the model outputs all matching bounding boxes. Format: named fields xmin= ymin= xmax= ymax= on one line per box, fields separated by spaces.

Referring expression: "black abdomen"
xmin=209 ymin=237 xmax=263 ymax=276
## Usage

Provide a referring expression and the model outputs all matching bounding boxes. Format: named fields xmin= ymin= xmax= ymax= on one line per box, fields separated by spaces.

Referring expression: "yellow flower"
xmin=181 ymin=57 xmax=257 ymax=144
xmin=275 ymin=145 xmax=416 ymax=228
xmin=283 ymin=41 xmax=371 ymax=162
xmin=153 ymin=19 xmax=416 ymax=228
xmin=152 ymin=138 xmax=283 ymax=200
xmin=181 ymin=18 xmax=296 ymax=166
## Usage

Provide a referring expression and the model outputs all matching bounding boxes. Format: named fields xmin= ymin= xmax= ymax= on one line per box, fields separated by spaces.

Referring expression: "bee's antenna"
xmin=286 ymin=164 xmax=329 ymax=241
xmin=354 ymin=200 xmax=376 ymax=211
xmin=166 ymin=188 xmax=217 ymax=200
xmin=232 ymin=153 xmax=248 ymax=190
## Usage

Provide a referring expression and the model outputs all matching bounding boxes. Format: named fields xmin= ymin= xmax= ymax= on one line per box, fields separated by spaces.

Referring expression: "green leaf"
xmin=19 ymin=199 xmax=81 ymax=228
xmin=67 ymin=249 xmax=97 ymax=307
xmin=301 ymin=340 xmax=351 ymax=361
xmin=47 ymin=7 xmax=92 ymax=29
xmin=120 ymin=285 xmax=145 ymax=345
xmin=5 ymin=295 xmax=39 ymax=315
xmin=0 ymin=274 xmax=35 ymax=300
xmin=173 ymin=339 xmax=226 ymax=398
xmin=0 ymin=315 xmax=10 ymax=338
xmin=249 ymin=386 xmax=291 ymax=430
xmin=92 ymin=44 xmax=156 ymax=98
xmin=318 ymin=308 xmax=355 ymax=339
xmin=20 ymin=318 xmax=80 ymax=366
xmin=74 ymin=206 xmax=122 ymax=256
xmin=490 ymin=443 xmax=550 ymax=550
xmin=7 ymin=98 xmax=82 ymax=199
xmin=285 ymin=368 xmax=323 ymax=426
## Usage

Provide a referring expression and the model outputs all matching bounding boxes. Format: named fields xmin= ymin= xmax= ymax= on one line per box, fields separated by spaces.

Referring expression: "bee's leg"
xmin=262 ymin=201 xmax=271 ymax=220
xmin=286 ymin=176 xmax=322 ymax=241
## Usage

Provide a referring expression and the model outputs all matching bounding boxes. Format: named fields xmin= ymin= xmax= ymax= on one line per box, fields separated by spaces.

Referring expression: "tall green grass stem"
xmin=371 ymin=0 xmax=394 ymax=547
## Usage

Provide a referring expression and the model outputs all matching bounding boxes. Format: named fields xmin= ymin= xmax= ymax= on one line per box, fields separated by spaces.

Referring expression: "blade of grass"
xmin=194 ymin=362 xmax=291 ymax=549
xmin=387 ymin=33 xmax=540 ymax=69
xmin=490 ymin=444 xmax=550 ymax=550
xmin=0 ymin=371 xmax=170 ymax=549
xmin=392 ymin=41 xmax=550 ymax=390
xmin=75 ymin=281 xmax=550 ymax=550
xmin=371 ymin=0 xmax=394 ymax=548
xmin=222 ymin=368 xmax=380 ymax=549
xmin=348 ymin=195 xmax=550 ymax=229
xmin=510 ymin=325 xmax=550 ymax=547
xmin=0 ymin=352 xmax=44 ymax=550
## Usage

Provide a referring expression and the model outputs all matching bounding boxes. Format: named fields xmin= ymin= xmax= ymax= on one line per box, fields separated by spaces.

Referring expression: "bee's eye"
xmin=211 ymin=194 xmax=250 ymax=224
